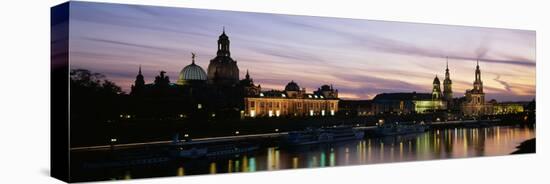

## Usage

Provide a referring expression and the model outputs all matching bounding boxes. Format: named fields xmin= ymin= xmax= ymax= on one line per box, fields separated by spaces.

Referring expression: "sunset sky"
xmin=68 ymin=2 xmax=536 ymax=101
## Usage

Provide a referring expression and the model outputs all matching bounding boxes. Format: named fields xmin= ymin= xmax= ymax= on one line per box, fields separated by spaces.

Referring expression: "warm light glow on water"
xmin=177 ymin=167 xmax=185 ymax=176
xmin=89 ymin=125 xmax=533 ymax=180
xmin=209 ymin=162 xmax=217 ymax=174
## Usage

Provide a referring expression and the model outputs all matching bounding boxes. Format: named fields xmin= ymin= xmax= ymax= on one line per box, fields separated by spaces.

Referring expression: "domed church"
xmin=207 ymin=28 xmax=240 ymax=86
xmin=177 ymin=53 xmax=207 ymax=85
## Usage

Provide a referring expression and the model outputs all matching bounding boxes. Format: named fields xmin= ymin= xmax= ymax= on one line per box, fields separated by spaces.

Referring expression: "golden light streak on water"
xmin=177 ymin=167 xmax=185 ymax=176
xmin=123 ymin=171 xmax=131 ymax=180
xmin=367 ymin=139 xmax=372 ymax=162
xmin=267 ymin=147 xmax=275 ymax=170
xmin=292 ymin=157 xmax=299 ymax=169
xmin=399 ymin=142 xmax=404 ymax=161
xmin=275 ymin=149 xmax=280 ymax=169
xmin=209 ymin=162 xmax=217 ymax=174
xmin=242 ymin=156 xmax=248 ymax=172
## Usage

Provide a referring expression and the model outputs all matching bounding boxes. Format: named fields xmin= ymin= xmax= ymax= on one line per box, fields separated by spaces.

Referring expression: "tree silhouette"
xmin=70 ymin=69 xmax=123 ymax=95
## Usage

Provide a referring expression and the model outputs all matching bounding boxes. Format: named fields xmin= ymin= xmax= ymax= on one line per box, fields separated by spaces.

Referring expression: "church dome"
xmin=177 ymin=57 xmax=207 ymax=85
xmin=433 ymin=76 xmax=440 ymax=84
xmin=285 ymin=80 xmax=301 ymax=91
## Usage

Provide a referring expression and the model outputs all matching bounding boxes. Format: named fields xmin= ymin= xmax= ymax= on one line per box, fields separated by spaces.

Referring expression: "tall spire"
xmin=245 ymin=69 xmax=250 ymax=79
xmin=475 ymin=59 xmax=481 ymax=80
xmin=222 ymin=26 xmax=225 ymax=34
xmin=473 ymin=59 xmax=483 ymax=92
xmin=138 ymin=65 xmax=142 ymax=75
xmin=445 ymin=57 xmax=450 ymax=79
xmin=446 ymin=56 xmax=449 ymax=70
xmin=443 ymin=57 xmax=453 ymax=102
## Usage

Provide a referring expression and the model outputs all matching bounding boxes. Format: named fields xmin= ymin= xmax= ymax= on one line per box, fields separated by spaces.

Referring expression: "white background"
xmin=0 ymin=0 xmax=548 ymax=183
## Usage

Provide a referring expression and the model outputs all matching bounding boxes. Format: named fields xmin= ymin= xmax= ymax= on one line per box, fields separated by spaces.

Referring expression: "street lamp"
xmin=110 ymin=138 xmax=117 ymax=150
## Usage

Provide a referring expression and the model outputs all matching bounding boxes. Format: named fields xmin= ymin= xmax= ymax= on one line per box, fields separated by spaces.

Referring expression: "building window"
xmin=321 ymin=110 xmax=325 ymax=116
xmin=331 ymin=110 xmax=335 ymax=116
xmin=268 ymin=110 xmax=273 ymax=117
xmin=250 ymin=110 xmax=256 ymax=117
xmin=250 ymin=101 xmax=255 ymax=108
xmin=276 ymin=110 xmax=280 ymax=117
xmin=310 ymin=110 xmax=314 ymax=116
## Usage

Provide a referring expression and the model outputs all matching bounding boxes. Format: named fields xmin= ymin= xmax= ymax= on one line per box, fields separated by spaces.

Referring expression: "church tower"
xmin=207 ymin=27 xmax=240 ymax=86
xmin=443 ymin=58 xmax=453 ymax=103
xmin=432 ymin=75 xmax=442 ymax=99
xmin=473 ymin=60 xmax=483 ymax=92
xmin=131 ymin=65 xmax=145 ymax=95
xmin=135 ymin=65 xmax=145 ymax=87
xmin=216 ymin=27 xmax=230 ymax=57
xmin=462 ymin=60 xmax=486 ymax=116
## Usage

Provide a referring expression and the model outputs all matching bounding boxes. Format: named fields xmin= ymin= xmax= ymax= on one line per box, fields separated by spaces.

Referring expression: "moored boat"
xmin=372 ymin=122 xmax=428 ymax=136
xmin=282 ymin=125 xmax=364 ymax=146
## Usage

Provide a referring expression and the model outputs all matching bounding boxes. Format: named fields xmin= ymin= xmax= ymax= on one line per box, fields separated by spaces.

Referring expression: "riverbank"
xmin=511 ymin=138 xmax=536 ymax=154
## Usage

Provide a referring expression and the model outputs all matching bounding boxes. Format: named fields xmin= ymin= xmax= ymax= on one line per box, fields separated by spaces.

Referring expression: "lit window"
xmin=310 ymin=110 xmax=314 ymax=116
xmin=250 ymin=110 xmax=256 ymax=117
xmin=330 ymin=110 xmax=335 ymax=116
xmin=321 ymin=110 xmax=325 ymax=116
xmin=275 ymin=110 xmax=280 ymax=117
xmin=268 ymin=110 xmax=273 ymax=117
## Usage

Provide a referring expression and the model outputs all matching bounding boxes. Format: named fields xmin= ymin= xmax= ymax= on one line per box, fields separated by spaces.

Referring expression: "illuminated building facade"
xmin=372 ymin=92 xmax=446 ymax=114
xmin=488 ymin=100 xmax=526 ymax=115
xmin=244 ymin=81 xmax=339 ymax=118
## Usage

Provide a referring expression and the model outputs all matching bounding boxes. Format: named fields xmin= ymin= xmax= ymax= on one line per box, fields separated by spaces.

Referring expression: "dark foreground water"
xmin=72 ymin=125 xmax=535 ymax=181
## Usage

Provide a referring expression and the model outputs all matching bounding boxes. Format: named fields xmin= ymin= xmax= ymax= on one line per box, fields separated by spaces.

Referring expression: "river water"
xmin=74 ymin=125 xmax=535 ymax=181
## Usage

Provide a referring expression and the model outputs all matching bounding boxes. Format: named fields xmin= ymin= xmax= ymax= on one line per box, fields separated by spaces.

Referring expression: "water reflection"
xmin=98 ymin=125 xmax=533 ymax=180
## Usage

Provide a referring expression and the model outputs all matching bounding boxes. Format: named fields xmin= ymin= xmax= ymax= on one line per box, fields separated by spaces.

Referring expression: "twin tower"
xmin=432 ymin=59 xmax=453 ymax=103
